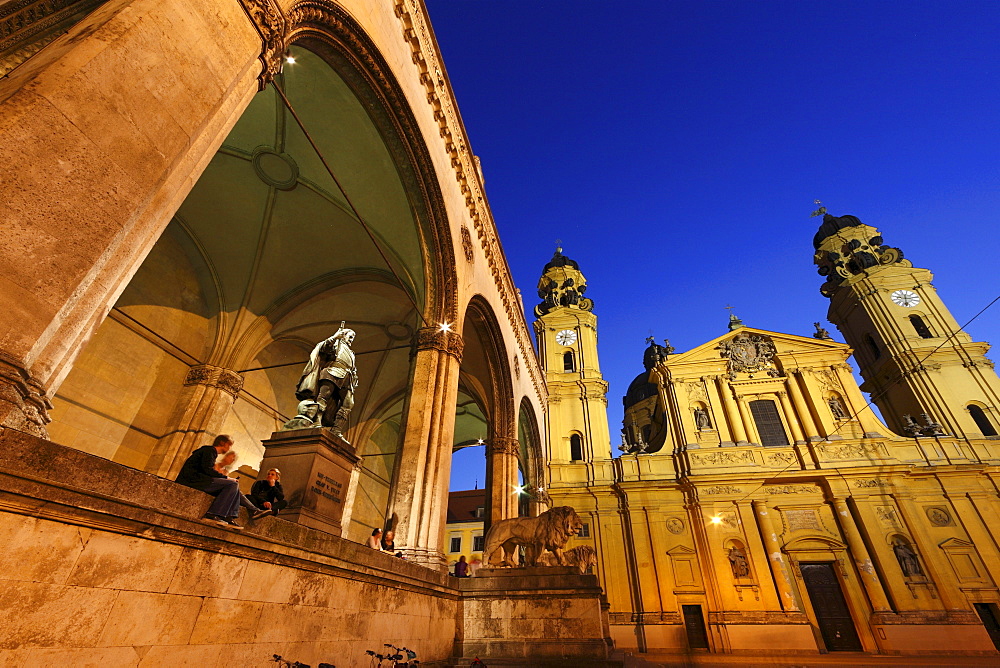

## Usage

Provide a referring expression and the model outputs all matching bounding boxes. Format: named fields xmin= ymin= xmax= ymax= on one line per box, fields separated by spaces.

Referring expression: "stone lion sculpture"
xmin=483 ymin=506 xmax=583 ymax=568
xmin=537 ymin=544 xmax=597 ymax=574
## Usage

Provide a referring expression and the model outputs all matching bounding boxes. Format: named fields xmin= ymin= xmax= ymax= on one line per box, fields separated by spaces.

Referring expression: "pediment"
xmin=668 ymin=328 xmax=849 ymax=365
xmin=939 ymin=537 xmax=974 ymax=550
xmin=666 ymin=544 xmax=697 ymax=556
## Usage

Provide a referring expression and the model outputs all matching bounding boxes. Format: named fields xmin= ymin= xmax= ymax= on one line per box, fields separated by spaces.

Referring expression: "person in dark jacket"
xmin=247 ymin=468 xmax=288 ymax=516
xmin=176 ymin=434 xmax=245 ymax=528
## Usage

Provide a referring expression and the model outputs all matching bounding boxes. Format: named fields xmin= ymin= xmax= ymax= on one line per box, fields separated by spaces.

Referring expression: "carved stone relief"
xmin=783 ymin=508 xmax=821 ymax=532
xmin=766 ymin=452 xmax=796 ymax=466
xmin=764 ymin=485 xmax=816 ymax=495
xmin=666 ymin=517 xmax=685 ymax=535
xmin=875 ymin=505 xmax=901 ymax=528
xmin=703 ymin=485 xmax=743 ymax=495
xmin=854 ymin=478 xmax=889 ymax=489
xmin=238 ymin=0 xmax=288 ymax=90
xmin=925 ymin=506 xmax=953 ymax=527
xmin=691 ymin=450 xmax=756 ymax=467
xmin=818 ymin=442 xmax=884 ymax=460
xmin=718 ymin=332 xmax=780 ymax=379
xmin=460 ymin=225 xmax=474 ymax=262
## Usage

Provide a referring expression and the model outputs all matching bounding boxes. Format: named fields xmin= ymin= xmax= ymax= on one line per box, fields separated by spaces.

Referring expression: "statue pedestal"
xmin=455 ymin=568 xmax=613 ymax=663
xmin=258 ymin=427 xmax=360 ymax=536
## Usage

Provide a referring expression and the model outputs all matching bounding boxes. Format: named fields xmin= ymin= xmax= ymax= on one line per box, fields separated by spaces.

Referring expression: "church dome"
xmin=624 ymin=371 xmax=657 ymax=409
xmin=813 ymin=213 xmax=864 ymax=249
xmin=543 ymin=249 xmax=579 ymax=271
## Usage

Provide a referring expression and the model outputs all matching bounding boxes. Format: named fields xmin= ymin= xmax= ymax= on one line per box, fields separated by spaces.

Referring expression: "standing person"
xmin=247 ymin=468 xmax=288 ymax=516
xmin=367 ymin=528 xmax=383 ymax=550
xmin=454 ymin=555 xmax=469 ymax=577
xmin=176 ymin=435 xmax=245 ymax=528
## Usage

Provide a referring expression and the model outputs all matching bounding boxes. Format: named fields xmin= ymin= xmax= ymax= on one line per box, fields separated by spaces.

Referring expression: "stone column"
xmin=832 ymin=363 xmax=884 ymax=436
xmin=716 ymin=377 xmax=748 ymax=444
xmin=706 ymin=375 xmax=734 ymax=444
xmin=388 ymin=327 xmax=463 ymax=569
xmin=832 ymin=497 xmax=892 ymax=611
xmin=777 ymin=390 xmax=805 ymax=444
xmin=752 ymin=500 xmax=800 ymax=611
xmin=146 ymin=365 xmax=244 ymax=478
xmin=486 ymin=436 xmax=520 ymax=527
xmin=0 ymin=0 xmax=266 ymax=436
xmin=785 ymin=371 xmax=820 ymax=440
xmin=798 ymin=370 xmax=835 ymax=438
xmin=736 ymin=395 xmax=759 ymax=445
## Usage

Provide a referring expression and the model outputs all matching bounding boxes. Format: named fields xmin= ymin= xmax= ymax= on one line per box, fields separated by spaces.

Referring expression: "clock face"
xmin=891 ymin=289 xmax=921 ymax=307
xmin=556 ymin=329 xmax=577 ymax=346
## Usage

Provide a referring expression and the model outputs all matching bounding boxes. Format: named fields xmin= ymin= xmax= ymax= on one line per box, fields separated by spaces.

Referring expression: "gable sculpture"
xmin=483 ymin=506 xmax=584 ymax=568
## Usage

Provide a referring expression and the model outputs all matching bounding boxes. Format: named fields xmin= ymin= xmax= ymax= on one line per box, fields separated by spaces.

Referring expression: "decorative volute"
xmin=535 ymin=246 xmax=593 ymax=316
xmin=813 ymin=213 xmax=908 ymax=297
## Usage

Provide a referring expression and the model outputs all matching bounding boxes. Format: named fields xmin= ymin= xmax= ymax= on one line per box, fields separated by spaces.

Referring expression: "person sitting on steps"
xmin=176 ymin=434 xmax=262 ymax=528
xmin=215 ymin=450 xmax=270 ymax=521
xmin=247 ymin=468 xmax=288 ymax=517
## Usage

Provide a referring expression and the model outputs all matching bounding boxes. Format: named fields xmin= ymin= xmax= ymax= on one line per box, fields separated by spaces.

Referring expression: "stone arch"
xmin=517 ymin=397 xmax=546 ymax=515
xmin=42 ymin=5 xmax=464 ymax=481
xmin=460 ymin=295 xmax=516 ymax=528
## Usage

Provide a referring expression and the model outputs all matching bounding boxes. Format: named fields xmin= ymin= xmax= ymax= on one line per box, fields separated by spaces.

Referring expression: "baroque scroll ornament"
xmin=718 ymin=332 xmax=780 ymax=379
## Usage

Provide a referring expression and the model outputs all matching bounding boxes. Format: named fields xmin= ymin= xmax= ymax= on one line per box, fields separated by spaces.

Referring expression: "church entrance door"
xmin=974 ymin=603 xmax=1000 ymax=650
xmin=681 ymin=604 xmax=709 ymax=650
xmin=799 ymin=562 xmax=862 ymax=651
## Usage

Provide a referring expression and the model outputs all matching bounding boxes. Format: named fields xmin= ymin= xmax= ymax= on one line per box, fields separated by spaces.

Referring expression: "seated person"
xmin=217 ymin=451 xmax=270 ymax=521
xmin=247 ymin=468 xmax=288 ymax=516
xmin=176 ymin=435 xmax=246 ymax=528
xmin=381 ymin=529 xmax=396 ymax=553
xmin=454 ymin=555 xmax=469 ymax=577
xmin=367 ymin=528 xmax=383 ymax=550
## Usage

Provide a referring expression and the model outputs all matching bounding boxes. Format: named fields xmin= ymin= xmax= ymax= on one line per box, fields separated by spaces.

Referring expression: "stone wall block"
xmin=138 ymin=643 xmax=223 ymax=667
xmin=24 ymin=646 xmax=142 ymax=666
xmin=67 ymin=531 xmax=185 ymax=592
xmin=188 ymin=597 xmax=264 ymax=645
xmin=0 ymin=581 xmax=118 ymax=649
xmin=236 ymin=560 xmax=297 ymax=604
xmin=166 ymin=547 xmax=249 ymax=599
xmin=254 ymin=603 xmax=325 ymax=644
xmin=287 ymin=569 xmax=338 ymax=608
xmin=98 ymin=590 xmax=202 ymax=646
xmin=0 ymin=514 xmax=87 ymax=585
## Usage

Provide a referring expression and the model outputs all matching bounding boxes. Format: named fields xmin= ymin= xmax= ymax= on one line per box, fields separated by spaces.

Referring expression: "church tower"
xmin=533 ymin=247 xmax=612 ymax=478
xmin=813 ymin=213 xmax=1000 ymax=438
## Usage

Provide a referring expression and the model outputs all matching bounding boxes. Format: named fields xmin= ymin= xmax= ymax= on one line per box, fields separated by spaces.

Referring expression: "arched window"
xmin=563 ymin=350 xmax=575 ymax=372
xmin=748 ymin=399 xmax=789 ymax=447
xmin=865 ymin=334 xmax=882 ymax=360
xmin=910 ymin=315 xmax=933 ymax=339
xmin=968 ymin=405 xmax=998 ymax=436
xmin=570 ymin=433 xmax=583 ymax=461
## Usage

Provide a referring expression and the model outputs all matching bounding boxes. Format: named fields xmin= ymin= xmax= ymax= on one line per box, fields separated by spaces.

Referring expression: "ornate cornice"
xmin=415 ymin=326 xmax=464 ymax=362
xmin=392 ymin=0 xmax=545 ymax=406
xmin=238 ymin=0 xmax=289 ymax=90
xmin=184 ymin=365 xmax=245 ymax=398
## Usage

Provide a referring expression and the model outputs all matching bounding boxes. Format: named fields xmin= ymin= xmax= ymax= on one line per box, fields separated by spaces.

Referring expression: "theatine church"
xmin=1 ymin=0 xmax=999 ymax=664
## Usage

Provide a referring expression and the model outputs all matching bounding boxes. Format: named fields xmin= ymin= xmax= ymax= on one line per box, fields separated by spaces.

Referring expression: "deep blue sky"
xmin=438 ymin=1 xmax=1000 ymax=491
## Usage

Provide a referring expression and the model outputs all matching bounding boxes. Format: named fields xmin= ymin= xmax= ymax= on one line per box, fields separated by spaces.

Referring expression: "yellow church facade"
xmin=544 ymin=215 xmax=1000 ymax=656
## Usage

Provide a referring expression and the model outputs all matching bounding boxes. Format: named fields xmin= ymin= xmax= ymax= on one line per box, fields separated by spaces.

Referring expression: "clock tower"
xmin=814 ymin=213 xmax=1000 ymax=438
xmin=533 ymin=247 xmax=612 ymax=475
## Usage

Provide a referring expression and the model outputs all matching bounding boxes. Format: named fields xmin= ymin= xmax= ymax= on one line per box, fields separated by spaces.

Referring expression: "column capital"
xmin=184 ymin=364 xmax=244 ymax=397
xmin=238 ymin=0 xmax=289 ymax=90
xmin=489 ymin=436 xmax=519 ymax=456
xmin=415 ymin=327 xmax=464 ymax=361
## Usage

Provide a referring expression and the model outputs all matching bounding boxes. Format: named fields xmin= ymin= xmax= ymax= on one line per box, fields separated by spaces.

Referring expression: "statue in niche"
xmin=295 ymin=322 xmax=359 ymax=443
xmin=281 ymin=399 xmax=321 ymax=431
xmin=828 ymin=396 xmax=848 ymax=420
xmin=892 ymin=538 xmax=923 ymax=577
xmin=694 ymin=407 xmax=712 ymax=430
xmin=728 ymin=546 xmax=750 ymax=578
